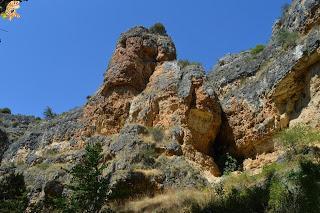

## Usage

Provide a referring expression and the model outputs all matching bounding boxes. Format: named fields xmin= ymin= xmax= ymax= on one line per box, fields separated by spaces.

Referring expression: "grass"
xmin=276 ymin=29 xmax=299 ymax=49
xmin=275 ymin=125 xmax=320 ymax=154
xmin=250 ymin=44 xmax=265 ymax=55
xmin=178 ymin=60 xmax=202 ymax=69
xmin=119 ymin=189 xmax=212 ymax=213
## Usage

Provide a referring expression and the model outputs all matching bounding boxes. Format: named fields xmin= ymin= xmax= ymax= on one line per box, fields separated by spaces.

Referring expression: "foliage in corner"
xmin=0 ymin=169 xmax=28 ymax=213
xmin=0 ymin=0 xmax=27 ymax=21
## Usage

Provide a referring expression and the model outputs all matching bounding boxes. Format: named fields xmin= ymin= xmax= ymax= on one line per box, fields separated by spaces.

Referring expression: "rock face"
xmin=84 ymin=27 xmax=177 ymax=135
xmin=128 ymin=62 xmax=221 ymax=175
xmin=208 ymin=0 xmax=320 ymax=157
xmin=1 ymin=0 xmax=320 ymax=210
xmin=84 ymin=26 xmax=222 ymax=175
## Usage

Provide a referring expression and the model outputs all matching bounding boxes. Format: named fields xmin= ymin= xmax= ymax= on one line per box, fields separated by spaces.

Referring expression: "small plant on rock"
xmin=0 ymin=108 xmax=11 ymax=114
xmin=178 ymin=60 xmax=202 ymax=69
xmin=149 ymin=23 xmax=167 ymax=35
xmin=276 ymin=29 xmax=299 ymax=49
xmin=43 ymin=106 xmax=57 ymax=120
xmin=250 ymin=44 xmax=265 ymax=55
xmin=217 ymin=152 xmax=239 ymax=175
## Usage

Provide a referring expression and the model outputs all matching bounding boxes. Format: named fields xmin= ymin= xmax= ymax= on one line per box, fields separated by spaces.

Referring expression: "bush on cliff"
xmin=276 ymin=29 xmax=299 ymax=49
xmin=149 ymin=23 xmax=167 ymax=35
xmin=250 ymin=44 xmax=265 ymax=55
xmin=216 ymin=152 xmax=240 ymax=175
xmin=43 ymin=106 xmax=57 ymax=120
xmin=0 ymin=108 xmax=11 ymax=114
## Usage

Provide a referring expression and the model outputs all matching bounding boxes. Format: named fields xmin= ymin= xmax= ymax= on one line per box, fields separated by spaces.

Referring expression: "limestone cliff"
xmin=0 ymin=0 xmax=320 ymax=211
xmin=208 ymin=0 xmax=320 ymax=157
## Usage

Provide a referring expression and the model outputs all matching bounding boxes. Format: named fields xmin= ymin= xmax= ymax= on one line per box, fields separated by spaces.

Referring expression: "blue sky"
xmin=0 ymin=0 xmax=290 ymax=117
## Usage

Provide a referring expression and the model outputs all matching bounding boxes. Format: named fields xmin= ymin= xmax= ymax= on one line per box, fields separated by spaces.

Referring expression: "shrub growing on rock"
xmin=250 ymin=44 xmax=265 ymax=55
xmin=149 ymin=23 xmax=167 ymax=35
xmin=43 ymin=106 xmax=57 ymax=120
xmin=0 ymin=108 xmax=11 ymax=114
xmin=217 ymin=152 xmax=240 ymax=175
xmin=178 ymin=60 xmax=202 ymax=69
xmin=276 ymin=29 xmax=299 ymax=49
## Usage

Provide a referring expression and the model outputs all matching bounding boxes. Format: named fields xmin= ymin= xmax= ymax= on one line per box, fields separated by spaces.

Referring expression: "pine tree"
xmin=53 ymin=143 xmax=110 ymax=213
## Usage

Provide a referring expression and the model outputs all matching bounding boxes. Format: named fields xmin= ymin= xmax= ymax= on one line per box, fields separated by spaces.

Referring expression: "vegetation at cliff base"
xmin=0 ymin=170 xmax=28 ymax=213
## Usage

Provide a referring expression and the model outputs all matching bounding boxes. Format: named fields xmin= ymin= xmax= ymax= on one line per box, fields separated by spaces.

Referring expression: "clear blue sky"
xmin=0 ymin=0 xmax=290 ymax=117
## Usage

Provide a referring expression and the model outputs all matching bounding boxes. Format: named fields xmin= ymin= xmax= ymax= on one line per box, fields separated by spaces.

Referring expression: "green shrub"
xmin=250 ymin=44 xmax=265 ymax=55
xmin=276 ymin=29 xmax=299 ymax=49
xmin=217 ymin=153 xmax=239 ymax=175
xmin=149 ymin=23 xmax=167 ymax=35
xmin=0 ymin=171 xmax=28 ymax=213
xmin=43 ymin=106 xmax=57 ymax=120
xmin=178 ymin=60 xmax=202 ymax=69
xmin=268 ymin=178 xmax=292 ymax=212
xmin=0 ymin=108 xmax=11 ymax=114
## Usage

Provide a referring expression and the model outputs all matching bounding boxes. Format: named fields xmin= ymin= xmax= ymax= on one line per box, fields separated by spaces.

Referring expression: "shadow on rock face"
xmin=0 ymin=128 xmax=8 ymax=161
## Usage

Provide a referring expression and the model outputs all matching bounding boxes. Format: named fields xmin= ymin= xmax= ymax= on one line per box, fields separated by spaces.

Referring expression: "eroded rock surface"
xmin=1 ymin=0 xmax=320 ymax=210
xmin=84 ymin=26 xmax=176 ymax=135
xmin=208 ymin=0 xmax=320 ymax=157
xmin=128 ymin=62 xmax=221 ymax=175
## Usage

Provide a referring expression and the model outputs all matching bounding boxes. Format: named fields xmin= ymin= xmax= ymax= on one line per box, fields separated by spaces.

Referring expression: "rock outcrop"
xmin=208 ymin=0 xmax=320 ymax=157
xmin=84 ymin=27 xmax=176 ymax=135
xmin=84 ymin=26 xmax=222 ymax=175
xmin=128 ymin=62 xmax=221 ymax=175
xmin=1 ymin=0 xmax=320 ymax=210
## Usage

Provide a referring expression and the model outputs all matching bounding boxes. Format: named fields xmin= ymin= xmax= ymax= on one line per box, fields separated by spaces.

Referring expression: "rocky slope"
xmin=0 ymin=0 xmax=320 ymax=211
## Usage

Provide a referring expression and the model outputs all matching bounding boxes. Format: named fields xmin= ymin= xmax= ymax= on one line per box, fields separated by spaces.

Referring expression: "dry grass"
xmin=133 ymin=168 xmax=163 ymax=177
xmin=119 ymin=189 xmax=213 ymax=213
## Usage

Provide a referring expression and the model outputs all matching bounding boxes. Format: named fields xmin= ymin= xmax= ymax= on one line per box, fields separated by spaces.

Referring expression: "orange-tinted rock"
xmin=83 ymin=27 xmax=176 ymax=135
xmin=128 ymin=62 xmax=222 ymax=175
